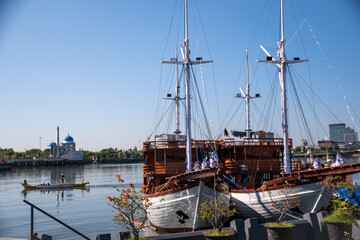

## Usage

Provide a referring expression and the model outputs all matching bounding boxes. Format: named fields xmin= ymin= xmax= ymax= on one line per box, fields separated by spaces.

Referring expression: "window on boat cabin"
xmin=263 ymin=150 xmax=272 ymax=158
xmin=155 ymin=150 xmax=165 ymax=164
xmin=263 ymin=173 xmax=271 ymax=181
xmin=253 ymin=148 xmax=261 ymax=158
xmin=241 ymin=175 xmax=249 ymax=183
xmin=176 ymin=152 xmax=185 ymax=162
xmin=166 ymin=152 xmax=174 ymax=161
xmin=273 ymin=150 xmax=279 ymax=158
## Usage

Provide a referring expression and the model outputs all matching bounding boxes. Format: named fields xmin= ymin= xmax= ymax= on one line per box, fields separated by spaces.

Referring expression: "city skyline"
xmin=0 ymin=0 xmax=359 ymax=151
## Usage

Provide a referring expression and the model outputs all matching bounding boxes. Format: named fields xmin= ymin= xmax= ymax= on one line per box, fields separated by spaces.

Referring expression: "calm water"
xmin=0 ymin=163 xmax=143 ymax=239
xmin=1 ymin=158 xmax=360 ymax=239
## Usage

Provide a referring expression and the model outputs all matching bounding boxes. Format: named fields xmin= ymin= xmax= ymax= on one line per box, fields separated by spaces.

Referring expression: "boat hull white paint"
xmin=147 ymin=181 xmax=226 ymax=231
xmin=231 ymin=182 xmax=332 ymax=221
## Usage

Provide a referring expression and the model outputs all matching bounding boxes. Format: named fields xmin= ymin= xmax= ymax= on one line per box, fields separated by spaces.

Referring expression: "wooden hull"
xmin=231 ymin=182 xmax=332 ymax=221
xmin=21 ymin=182 xmax=89 ymax=190
xmin=146 ymin=181 xmax=226 ymax=232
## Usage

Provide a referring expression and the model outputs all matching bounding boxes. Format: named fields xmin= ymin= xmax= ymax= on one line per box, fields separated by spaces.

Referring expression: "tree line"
xmin=0 ymin=147 xmax=143 ymax=160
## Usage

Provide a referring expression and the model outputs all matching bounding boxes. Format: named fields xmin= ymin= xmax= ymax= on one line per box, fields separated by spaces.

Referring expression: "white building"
xmin=48 ymin=127 xmax=84 ymax=160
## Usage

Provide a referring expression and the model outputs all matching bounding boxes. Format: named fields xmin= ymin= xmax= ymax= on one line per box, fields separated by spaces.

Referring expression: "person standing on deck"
xmin=61 ymin=173 xmax=65 ymax=184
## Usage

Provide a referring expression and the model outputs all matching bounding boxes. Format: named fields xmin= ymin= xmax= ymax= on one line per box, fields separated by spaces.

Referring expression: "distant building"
xmin=48 ymin=127 xmax=84 ymax=160
xmin=329 ymin=123 xmax=358 ymax=147
xmin=317 ymin=140 xmax=334 ymax=148
xmin=301 ymin=139 xmax=308 ymax=152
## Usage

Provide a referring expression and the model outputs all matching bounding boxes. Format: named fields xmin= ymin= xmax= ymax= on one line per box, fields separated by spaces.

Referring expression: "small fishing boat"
xmin=21 ymin=182 xmax=89 ymax=190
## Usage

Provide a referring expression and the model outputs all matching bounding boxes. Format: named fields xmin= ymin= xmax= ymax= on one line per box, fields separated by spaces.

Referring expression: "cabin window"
xmin=263 ymin=150 xmax=271 ymax=158
xmin=155 ymin=150 xmax=165 ymax=164
xmin=253 ymin=149 xmax=261 ymax=158
xmin=176 ymin=153 xmax=185 ymax=162
xmin=166 ymin=152 xmax=174 ymax=162
xmin=263 ymin=173 xmax=271 ymax=181
xmin=241 ymin=175 xmax=249 ymax=183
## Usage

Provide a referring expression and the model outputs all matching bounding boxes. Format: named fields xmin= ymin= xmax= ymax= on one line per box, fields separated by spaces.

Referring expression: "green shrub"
xmin=266 ymin=222 xmax=295 ymax=228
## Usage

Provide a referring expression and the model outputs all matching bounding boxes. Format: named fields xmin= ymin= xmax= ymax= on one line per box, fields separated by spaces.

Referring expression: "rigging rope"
xmin=291 ymin=68 xmax=341 ymax=123
xmin=194 ymin=0 xmax=221 ymax=136
xmin=191 ymin=63 xmax=213 ymax=139
xmin=289 ymin=0 xmax=321 ymax=141
xmin=147 ymin=103 xmax=175 ymax=140
xmin=304 ymin=18 xmax=360 ymax=131
xmin=288 ymin=68 xmax=315 ymax=145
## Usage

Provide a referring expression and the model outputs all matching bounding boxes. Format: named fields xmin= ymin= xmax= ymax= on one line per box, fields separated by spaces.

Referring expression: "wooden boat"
xmin=21 ymin=182 xmax=89 ymax=190
xmin=143 ymin=0 xmax=360 ymax=232
xmin=143 ymin=0 xmax=224 ymax=232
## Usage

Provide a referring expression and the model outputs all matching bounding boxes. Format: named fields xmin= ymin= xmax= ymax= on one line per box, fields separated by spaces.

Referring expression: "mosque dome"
xmin=48 ymin=142 xmax=56 ymax=147
xmin=63 ymin=135 xmax=74 ymax=143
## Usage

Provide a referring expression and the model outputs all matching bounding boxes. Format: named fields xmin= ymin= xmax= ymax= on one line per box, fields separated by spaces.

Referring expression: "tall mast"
xmin=175 ymin=46 xmax=180 ymax=140
xmin=184 ymin=0 xmax=192 ymax=172
xmin=258 ymin=0 xmax=308 ymax=173
xmin=235 ymin=46 xmax=259 ymax=140
xmin=279 ymin=0 xmax=290 ymax=173
xmin=162 ymin=0 xmax=212 ymax=172
xmin=245 ymin=46 xmax=250 ymax=139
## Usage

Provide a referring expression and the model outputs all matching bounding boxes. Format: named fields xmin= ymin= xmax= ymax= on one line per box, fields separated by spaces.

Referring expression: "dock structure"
xmin=8 ymin=158 xmax=91 ymax=167
xmin=6 ymin=158 xmax=142 ymax=167
xmin=0 ymin=238 xmax=27 ymax=240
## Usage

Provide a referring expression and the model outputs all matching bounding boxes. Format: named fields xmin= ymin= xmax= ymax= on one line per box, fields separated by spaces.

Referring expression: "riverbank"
xmin=293 ymin=151 xmax=356 ymax=158
xmin=6 ymin=158 xmax=143 ymax=167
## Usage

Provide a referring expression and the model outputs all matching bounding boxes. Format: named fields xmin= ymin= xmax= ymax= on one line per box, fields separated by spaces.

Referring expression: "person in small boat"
xmin=61 ymin=173 xmax=65 ymax=184
xmin=23 ymin=180 xmax=27 ymax=185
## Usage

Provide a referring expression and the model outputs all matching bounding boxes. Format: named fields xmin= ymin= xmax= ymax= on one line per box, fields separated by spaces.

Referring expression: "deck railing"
xmin=24 ymin=200 xmax=90 ymax=240
xmin=143 ymin=138 xmax=292 ymax=150
xmin=220 ymin=138 xmax=292 ymax=147
xmin=143 ymin=139 xmax=219 ymax=150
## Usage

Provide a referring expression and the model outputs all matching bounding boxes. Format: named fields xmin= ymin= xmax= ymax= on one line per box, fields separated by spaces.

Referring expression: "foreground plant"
xmin=268 ymin=185 xmax=300 ymax=227
xmin=106 ymin=174 xmax=152 ymax=240
xmin=200 ymin=193 xmax=236 ymax=235
xmin=321 ymin=176 xmax=359 ymax=225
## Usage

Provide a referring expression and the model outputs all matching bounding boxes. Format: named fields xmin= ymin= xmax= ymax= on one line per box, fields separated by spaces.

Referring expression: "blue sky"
xmin=0 ymin=0 xmax=359 ymax=151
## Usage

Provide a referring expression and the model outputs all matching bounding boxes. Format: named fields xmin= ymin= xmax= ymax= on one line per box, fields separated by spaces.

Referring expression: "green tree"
xmin=41 ymin=149 xmax=50 ymax=158
xmin=200 ymin=193 xmax=236 ymax=233
xmin=293 ymin=146 xmax=301 ymax=153
xmin=319 ymin=146 xmax=326 ymax=152
xmin=25 ymin=149 xmax=40 ymax=159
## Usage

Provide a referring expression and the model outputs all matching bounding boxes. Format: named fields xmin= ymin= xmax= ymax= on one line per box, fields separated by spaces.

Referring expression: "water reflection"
xmin=21 ymin=187 xmax=90 ymax=210
xmin=1 ymin=163 xmax=146 ymax=239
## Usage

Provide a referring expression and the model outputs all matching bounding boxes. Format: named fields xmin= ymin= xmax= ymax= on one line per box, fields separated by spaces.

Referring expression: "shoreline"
xmin=5 ymin=158 xmax=143 ymax=167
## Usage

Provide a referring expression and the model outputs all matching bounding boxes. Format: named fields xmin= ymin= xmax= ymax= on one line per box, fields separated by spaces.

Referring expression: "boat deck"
xmin=264 ymin=162 xmax=360 ymax=186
